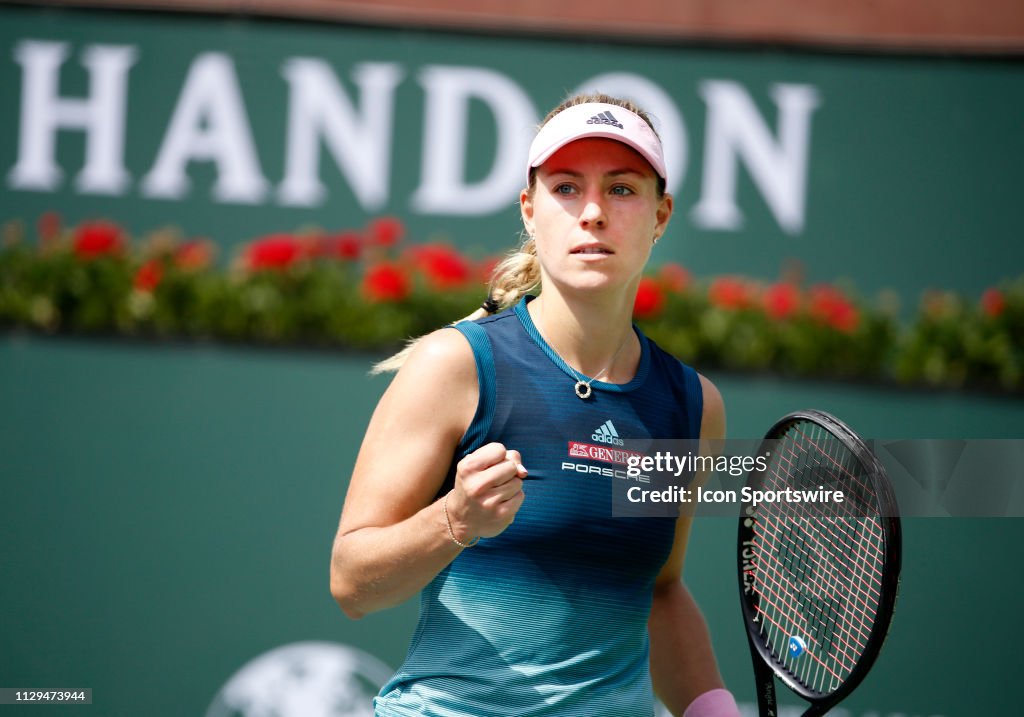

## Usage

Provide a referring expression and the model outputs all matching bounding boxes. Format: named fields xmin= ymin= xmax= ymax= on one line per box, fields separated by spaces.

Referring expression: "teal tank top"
xmin=375 ymin=296 xmax=704 ymax=717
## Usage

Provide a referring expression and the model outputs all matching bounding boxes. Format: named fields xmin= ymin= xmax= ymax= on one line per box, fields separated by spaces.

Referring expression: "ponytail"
xmin=369 ymin=237 xmax=541 ymax=375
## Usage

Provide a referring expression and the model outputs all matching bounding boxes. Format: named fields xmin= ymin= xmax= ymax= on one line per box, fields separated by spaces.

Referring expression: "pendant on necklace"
xmin=574 ymin=380 xmax=592 ymax=400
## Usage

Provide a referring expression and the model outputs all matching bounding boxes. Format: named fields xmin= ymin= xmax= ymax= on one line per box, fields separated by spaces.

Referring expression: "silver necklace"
xmin=539 ymin=305 xmax=631 ymax=400
xmin=568 ymin=342 xmax=626 ymax=399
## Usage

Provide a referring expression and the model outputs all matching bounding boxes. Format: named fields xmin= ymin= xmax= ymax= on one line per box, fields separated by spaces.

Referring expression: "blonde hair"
xmin=371 ymin=92 xmax=661 ymax=375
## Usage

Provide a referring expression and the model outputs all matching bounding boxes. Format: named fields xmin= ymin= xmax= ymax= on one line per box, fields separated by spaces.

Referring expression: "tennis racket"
xmin=737 ymin=409 xmax=901 ymax=717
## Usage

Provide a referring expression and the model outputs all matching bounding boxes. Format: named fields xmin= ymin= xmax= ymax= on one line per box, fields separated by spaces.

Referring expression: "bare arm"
xmin=649 ymin=374 xmax=732 ymax=716
xmin=330 ymin=328 xmax=526 ymax=619
xmin=649 ymin=572 xmax=725 ymax=714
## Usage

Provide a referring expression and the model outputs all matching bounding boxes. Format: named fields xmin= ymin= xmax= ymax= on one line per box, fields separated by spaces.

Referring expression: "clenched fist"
xmin=445 ymin=442 xmax=528 ymax=544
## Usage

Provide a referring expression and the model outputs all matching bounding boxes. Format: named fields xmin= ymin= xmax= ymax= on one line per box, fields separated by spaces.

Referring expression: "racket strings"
xmin=769 ymin=426 xmax=884 ymax=608
xmin=772 ymin=441 xmax=885 ymax=588
xmin=759 ymin=458 xmax=882 ymax=690
xmin=786 ymin=424 xmax=881 ymax=517
xmin=758 ymin=476 xmax=884 ymax=617
xmin=751 ymin=518 xmax=876 ymax=683
xmin=747 ymin=420 xmax=887 ymax=696
xmin=770 ymin=424 xmax=884 ymax=685
xmin=751 ymin=521 xmax=867 ymax=679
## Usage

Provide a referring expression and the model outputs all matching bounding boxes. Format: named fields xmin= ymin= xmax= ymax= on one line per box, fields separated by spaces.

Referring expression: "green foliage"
xmin=895 ymin=280 xmax=1024 ymax=391
xmin=1 ymin=216 xmax=1021 ymax=394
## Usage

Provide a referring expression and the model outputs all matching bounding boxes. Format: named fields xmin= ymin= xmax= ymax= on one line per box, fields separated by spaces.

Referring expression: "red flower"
xmin=329 ymin=231 xmax=363 ymax=261
xmin=367 ymin=217 xmax=405 ymax=248
xmin=981 ymin=288 xmax=1006 ymax=318
xmin=134 ymin=260 xmax=163 ymax=293
xmin=244 ymin=234 xmax=303 ymax=271
xmin=708 ymin=276 xmax=753 ymax=310
xmin=405 ymin=244 xmax=472 ymax=289
xmin=73 ymin=220 xmax=124 ymax=260
xmin=658 ymin=263 xmax=691 ymax=293
xmin=37 ymin=211 xmax=62 ymax=244
xmin=762 ymin=282 xmax=801 ymax=321
xmin=828 ymin=301 xmax=859 ymax=333
xmin=809 ymin=285 xmax=859 ymax=333
xmin=363 ymin=262 xmax=411 ymax=302
xmin=633 ymin=277 xmax=666 ymax=319
xmin=301 ymin=232 xmax=362 ymax=260
xmin=175 ymin=240 xmax=215 ymax=271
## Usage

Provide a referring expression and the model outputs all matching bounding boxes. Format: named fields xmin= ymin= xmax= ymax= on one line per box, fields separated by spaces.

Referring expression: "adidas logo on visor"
xmin=586 ymin=111 xmax=624 ymax=130
xmin=592 ymin=420 xmax=624 ymax=446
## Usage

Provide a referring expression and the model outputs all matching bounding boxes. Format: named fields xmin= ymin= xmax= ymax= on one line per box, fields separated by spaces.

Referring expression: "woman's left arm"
xmin=648 ymin=375 xmax=740 ymax=717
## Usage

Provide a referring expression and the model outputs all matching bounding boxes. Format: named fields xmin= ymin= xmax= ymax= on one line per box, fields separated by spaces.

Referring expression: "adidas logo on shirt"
xmin=586 ymin=111 xmax=624 ymax=130
xmin=592 ymin=420 xmax=625 ymax=446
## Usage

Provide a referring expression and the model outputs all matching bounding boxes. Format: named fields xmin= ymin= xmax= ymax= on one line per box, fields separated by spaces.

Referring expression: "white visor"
xmin=526 ymin=102 xmax=667 ymax=184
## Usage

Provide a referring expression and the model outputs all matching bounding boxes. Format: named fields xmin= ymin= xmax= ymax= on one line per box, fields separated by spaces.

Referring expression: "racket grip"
xmin=682 ymin=688 xmax=740 ymax=717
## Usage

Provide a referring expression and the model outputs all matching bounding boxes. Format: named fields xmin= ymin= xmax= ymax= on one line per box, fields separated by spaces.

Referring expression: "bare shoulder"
xmin=378 ymin=326 xmax=478 ymax=433
xmin=338 ymin=326 xmax=480 ymax=532
xmin=413 ymin=325 xmax=477 ymax=366
xmin=698 ymin=373 xmax=726 ymax=441
xmin=396 ymin=325 xmax=477 ymax=383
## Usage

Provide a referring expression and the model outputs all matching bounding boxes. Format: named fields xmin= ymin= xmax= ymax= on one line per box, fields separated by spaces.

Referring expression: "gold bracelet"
xmin=443 ymin=491 xmax=480 ymax=548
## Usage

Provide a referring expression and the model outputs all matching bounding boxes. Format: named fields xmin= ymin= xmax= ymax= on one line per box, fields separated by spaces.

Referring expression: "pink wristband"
xmin=682 ymin=688 xmax=741 ymax=717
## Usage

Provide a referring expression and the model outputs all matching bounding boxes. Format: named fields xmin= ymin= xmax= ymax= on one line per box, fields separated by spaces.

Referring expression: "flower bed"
xmin=1 ymin=214 xmax=1021 ymax=393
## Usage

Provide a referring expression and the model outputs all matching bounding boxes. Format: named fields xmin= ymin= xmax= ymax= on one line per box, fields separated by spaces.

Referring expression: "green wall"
xmin=2 ymin=5 xmax=1023 ymax=304
xmin=2 ymin=334 xmax=1021 ymax=715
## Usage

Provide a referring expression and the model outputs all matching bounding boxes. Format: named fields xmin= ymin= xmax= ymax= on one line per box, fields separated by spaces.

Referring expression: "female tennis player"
xmin=330 ymin=93 xmax=740 ymax=717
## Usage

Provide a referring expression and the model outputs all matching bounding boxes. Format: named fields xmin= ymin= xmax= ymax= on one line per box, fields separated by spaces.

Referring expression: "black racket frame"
xmin=737 ymin=409 xmax=902 ymax=717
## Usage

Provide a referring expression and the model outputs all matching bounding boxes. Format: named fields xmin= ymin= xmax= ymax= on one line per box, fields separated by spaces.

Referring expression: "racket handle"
xmin=749 ymin=641 xmax=778 ymax=717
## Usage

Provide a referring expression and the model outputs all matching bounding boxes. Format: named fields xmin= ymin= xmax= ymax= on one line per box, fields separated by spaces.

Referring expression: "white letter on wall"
xmin=8 ymin=41 xmax=136 ymax=194
xmin=412 ymin=66 xmax=536 ymax=215
xmin=141 ymin=53 xmax=267 ymax=203
xmin=278 ymin=60 xmax=403 ymax=210
xmin=693 ymin=81 xmax=820 ymax=235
